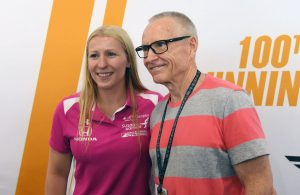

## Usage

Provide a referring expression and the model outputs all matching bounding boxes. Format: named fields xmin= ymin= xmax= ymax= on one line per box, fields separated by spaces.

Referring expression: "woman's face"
xmin=87 ymin=36 xmax=129 ymax=92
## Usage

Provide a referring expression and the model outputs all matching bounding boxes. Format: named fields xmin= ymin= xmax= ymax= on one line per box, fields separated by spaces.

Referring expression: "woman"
xmin=45 ymin=25 xmax=162 ymax=195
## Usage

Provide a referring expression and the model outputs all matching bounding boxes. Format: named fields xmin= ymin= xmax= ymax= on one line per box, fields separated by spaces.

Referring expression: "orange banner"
xmin=16 ymin=1 xmax=95 ymax=194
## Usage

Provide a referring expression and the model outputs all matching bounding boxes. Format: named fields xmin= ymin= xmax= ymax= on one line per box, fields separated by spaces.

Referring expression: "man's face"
xmin=142 ymin=17 xmax=192 ymax=85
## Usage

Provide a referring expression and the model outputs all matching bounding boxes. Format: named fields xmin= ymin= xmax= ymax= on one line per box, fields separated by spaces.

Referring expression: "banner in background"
xmin=0 ymin=0 xmax=299 ymax=194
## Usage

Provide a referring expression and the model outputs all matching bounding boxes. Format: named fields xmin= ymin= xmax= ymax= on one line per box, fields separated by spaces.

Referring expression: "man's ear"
xmin=190 ymin=36 xmax=198 ymax=51
xmin=189 ymin=36 xmax=198 ymax=57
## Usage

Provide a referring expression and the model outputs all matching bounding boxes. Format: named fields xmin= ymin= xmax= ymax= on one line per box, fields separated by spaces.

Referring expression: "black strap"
xmin=156 ymin=70 xmax=201 ymax=194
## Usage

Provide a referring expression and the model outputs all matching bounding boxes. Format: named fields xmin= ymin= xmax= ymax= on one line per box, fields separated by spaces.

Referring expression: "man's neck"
xmin=166 ymin=67 xmax=199 ymax=103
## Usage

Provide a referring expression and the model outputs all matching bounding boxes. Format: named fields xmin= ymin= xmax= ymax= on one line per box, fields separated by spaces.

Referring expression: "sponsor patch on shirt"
xmin=121 ymin=130 xmax=148 ymax=138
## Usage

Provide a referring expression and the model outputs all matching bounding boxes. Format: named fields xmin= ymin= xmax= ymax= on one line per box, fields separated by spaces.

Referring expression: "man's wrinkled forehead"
xmin=142 ymin=17 xmax=180 ymax=44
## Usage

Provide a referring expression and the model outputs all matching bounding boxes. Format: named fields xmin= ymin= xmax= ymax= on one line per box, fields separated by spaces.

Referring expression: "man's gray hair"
xmin=149 ymin=11 xmax=198 ymax=39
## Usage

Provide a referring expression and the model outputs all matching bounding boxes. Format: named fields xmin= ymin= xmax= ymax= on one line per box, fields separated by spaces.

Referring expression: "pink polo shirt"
xmin=49 ymin=90 xmax=162 ymax=195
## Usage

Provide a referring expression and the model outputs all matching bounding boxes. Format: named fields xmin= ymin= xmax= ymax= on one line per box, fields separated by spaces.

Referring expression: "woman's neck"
xmin=97 ymin=86 xmax=127 ymax=118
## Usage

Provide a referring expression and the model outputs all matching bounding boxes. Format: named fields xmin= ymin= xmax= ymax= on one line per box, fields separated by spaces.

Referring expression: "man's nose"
xmin=145 ymin=48 xmax=158 ymax=62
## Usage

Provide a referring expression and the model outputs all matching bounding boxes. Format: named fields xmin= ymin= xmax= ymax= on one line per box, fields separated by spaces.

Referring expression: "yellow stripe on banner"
xmin=16 ymin=1 xmax=94 ymax=195
xmin=103 ymin=0 xmax=127 ymax=26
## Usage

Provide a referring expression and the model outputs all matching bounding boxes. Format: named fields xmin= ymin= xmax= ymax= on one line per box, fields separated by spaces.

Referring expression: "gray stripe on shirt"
xmin=150 ymin=88 xmax=254 ymax=129
xmin=228 ymin=138 xmax=269 ymax=165
xmin=150 ymin=146 xmax=235 ymax=178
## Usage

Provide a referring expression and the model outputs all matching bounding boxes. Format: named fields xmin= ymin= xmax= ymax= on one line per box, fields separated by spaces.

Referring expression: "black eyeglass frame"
xmin=135 ymin=35 xmax=191 ymax=58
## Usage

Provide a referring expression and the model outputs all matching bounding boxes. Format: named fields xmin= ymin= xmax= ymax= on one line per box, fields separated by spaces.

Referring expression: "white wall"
xmin=0 ymin=1 xmax=52 ymax=194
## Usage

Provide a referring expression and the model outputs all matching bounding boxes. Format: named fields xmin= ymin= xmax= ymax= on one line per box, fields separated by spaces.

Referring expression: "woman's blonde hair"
xmin=79 ymin=25 xmax=146 ymax=135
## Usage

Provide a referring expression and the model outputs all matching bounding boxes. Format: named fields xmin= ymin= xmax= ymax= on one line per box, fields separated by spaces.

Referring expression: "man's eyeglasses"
xmin=135 ymin=35 xmax=191 ymax=58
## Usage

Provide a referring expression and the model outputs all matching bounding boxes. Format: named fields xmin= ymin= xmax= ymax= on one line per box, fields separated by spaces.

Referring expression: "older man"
xmin=136 ymin=11 xmax=275 ymax=195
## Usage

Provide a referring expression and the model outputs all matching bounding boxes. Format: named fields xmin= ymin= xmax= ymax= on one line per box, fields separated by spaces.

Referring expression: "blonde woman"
xmin=45 ymin=26 xmax=162 ymax=195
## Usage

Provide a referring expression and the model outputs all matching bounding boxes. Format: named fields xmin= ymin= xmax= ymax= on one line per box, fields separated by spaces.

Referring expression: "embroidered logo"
xmin=74 ymin=119 xmax=98 ymax=142
xmin=121 ymin=130 xmax=148 ymax=138
xmin=121 ymin=115 xmax=149 ymax=138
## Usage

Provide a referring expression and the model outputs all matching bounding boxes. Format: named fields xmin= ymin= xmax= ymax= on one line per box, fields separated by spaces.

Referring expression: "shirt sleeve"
xmin=49 ymin=100 xmax=71 ymax=153
xmin=157 ymin=93 xmax=164 ymax=103
xmin=222 ymin=90 xmax=269 ymax=165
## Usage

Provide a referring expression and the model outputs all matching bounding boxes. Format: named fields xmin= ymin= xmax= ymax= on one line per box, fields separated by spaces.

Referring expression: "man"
xmin=135 ymin=11 xmax=275 ymax=195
